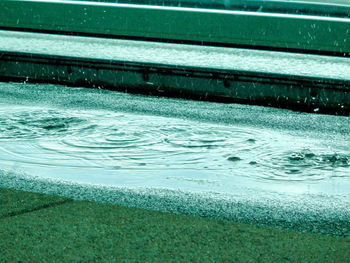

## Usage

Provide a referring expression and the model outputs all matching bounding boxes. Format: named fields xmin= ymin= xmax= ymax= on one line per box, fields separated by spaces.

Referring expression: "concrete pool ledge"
xmin=0 ymin=30 xmax=349 ymax=115
xmin=1 ymin=170 xmax=349 ymax=238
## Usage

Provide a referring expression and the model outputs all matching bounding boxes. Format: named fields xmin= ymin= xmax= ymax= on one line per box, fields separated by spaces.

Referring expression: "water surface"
xmin=0 ymin=82 xmax=349 ymax=197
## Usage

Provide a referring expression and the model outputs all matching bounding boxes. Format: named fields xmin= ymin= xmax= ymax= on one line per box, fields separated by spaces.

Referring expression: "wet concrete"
xmin=0 ymin=82 xmax=349 ymax=237
xmin=1 ymin=30 xmax=349 ymax=114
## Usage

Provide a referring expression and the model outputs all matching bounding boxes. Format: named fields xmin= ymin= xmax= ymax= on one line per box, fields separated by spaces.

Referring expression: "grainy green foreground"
xmin=1 ymin=188 xmax=349 ymax=262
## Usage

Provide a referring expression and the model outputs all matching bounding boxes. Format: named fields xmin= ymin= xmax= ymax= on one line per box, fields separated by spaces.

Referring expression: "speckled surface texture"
xmin=1 ymin=171 xmax=349 ymax=237
xmin=1 ymin=30 xmax=350 ymax=81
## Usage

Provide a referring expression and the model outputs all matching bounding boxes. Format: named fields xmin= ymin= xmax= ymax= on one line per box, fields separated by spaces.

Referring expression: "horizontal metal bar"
xmin=89 ymin=0 xmax=350 ymax=18
xmin=0 ymin=0 xmax=349 ymax=54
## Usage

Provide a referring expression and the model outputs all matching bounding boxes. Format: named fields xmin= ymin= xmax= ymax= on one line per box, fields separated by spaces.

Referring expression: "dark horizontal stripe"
xmin=1 ymin=50 xmax=349 ymax=115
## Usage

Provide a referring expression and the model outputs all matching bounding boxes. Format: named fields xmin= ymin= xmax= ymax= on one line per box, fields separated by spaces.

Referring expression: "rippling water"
xmin=0 ymin=82 xmax=349 ymax=196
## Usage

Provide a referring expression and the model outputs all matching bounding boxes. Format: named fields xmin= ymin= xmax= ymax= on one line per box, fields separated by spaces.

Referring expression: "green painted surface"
xmin=0 ymin=188 xmax=71 ymax=218
xmin=0 ymin=0 xmax=349 ymax=53
xmin=1 ymin=187 xmax=350 ymax=262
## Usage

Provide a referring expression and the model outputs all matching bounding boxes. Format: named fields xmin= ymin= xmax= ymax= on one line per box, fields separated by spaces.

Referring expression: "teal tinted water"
xmin=0 ymin=82 xmax=349 ymax=197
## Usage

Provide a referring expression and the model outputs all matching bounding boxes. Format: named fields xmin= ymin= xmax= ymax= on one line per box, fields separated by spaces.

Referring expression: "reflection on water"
xmin=0 ymin=102 xmax=349 ymax=195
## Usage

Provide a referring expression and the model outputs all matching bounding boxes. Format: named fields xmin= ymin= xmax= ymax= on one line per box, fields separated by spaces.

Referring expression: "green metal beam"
xmin=0 ymin=0 xmax=349 ymax=54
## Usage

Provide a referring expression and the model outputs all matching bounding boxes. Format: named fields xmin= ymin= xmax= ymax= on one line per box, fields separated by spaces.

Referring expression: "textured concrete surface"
xmin=1 ymin=30 xmax=349 ymax=114
xmin=1 ymin=30 xmax=349 ymax=80
xmin=1 ymin=172 xmax=349 ymax=238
